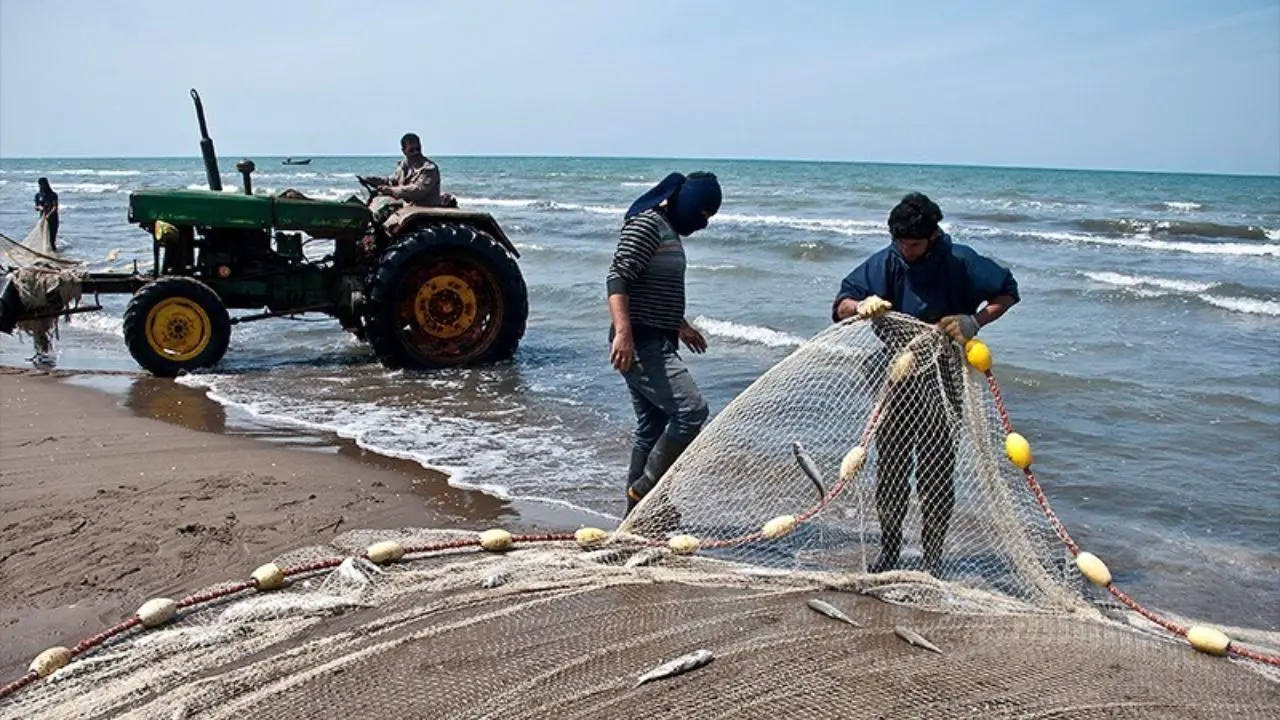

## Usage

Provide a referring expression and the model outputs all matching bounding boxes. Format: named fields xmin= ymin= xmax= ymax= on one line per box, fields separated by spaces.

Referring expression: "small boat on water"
xmin=283 ymin=157 xmax=312 ymax=166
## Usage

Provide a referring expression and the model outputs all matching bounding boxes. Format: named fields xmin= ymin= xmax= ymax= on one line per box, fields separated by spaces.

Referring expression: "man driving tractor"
xmin=362 ymin=133 xmax=450 ymax=208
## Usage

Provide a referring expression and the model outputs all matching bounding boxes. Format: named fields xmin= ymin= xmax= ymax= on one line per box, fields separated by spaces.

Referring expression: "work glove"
xmin=939 ymin=314 xmax=980 ymax=343
xmin=856 ymin=295 xmax=892 ymax=319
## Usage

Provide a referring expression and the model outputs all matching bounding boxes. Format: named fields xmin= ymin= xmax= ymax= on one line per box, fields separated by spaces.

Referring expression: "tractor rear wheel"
xmin=123 ymin=277 xmax=231 ymax=377
xmin=363 ymin=223 xmax=528 ymax=370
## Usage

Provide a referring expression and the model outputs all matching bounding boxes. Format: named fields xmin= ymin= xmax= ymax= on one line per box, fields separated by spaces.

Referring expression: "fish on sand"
xmin=806 ymin=597 xmax=863 ymax=627
xmin=634 ymin=649 xmax=715 ymax=687
xmin=894 ymin=625 xmax=944 ymax=655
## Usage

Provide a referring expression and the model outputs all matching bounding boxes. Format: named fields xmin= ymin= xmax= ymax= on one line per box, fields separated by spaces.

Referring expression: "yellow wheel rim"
xmin=413 ymin=274 xmax=477 ymax=340
xmin=145 ymin=297 xmax=212 ymax=362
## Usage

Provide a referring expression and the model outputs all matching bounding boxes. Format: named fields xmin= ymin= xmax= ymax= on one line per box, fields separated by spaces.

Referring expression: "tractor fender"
xmin=383 ymin=205 xmax=521 ymax=259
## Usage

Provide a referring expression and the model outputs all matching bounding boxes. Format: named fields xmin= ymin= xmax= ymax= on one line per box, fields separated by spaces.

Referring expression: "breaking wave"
xmin=1081 ymin=271 xmax=1280 ymax=317
xmin=1074 ymin=218 xmax=1275 ymax=241
xmin=691 ymin=316 xmax=807 ymax=348
xmin=987 ymin=227 xmax=1280 ymax=257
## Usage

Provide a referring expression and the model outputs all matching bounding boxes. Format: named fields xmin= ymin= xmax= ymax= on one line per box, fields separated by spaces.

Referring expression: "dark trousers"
xmin=617 ymin=330 xmax=709 ymax=510
xmin=873 ymin=373 xmax=958 ymax=572
xmin=45 ymin=215 xmax=59 ymax=252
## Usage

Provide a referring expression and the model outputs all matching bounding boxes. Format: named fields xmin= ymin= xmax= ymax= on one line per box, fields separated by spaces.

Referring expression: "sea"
xmin=1 ymin=156 xmax=1277 ymax=630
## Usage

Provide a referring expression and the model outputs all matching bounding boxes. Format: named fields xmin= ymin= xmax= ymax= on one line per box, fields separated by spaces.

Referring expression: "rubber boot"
xmin=921 ymin=515 xmax=950 ymax=577
xmin=869 ymin=530 xmax=901 ymax=574
xmin=921 ymin=536 xmax=944 ymax=578
xmin=629 ymin=434 xmax=689 ymax=535
xmin=623 ymin=446 xmax=650 ymax=517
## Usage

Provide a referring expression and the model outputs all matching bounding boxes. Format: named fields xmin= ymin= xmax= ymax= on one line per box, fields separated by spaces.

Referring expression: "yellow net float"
xmin=252 ymin=562 xmax=286 ymax=591
xmin=29 ymin=647 xmax=71 ymax=678
xmin=762 ymin=515 xmax=797 ymax=539
xmin=668 ymin=534 xmax=701 ymax=555
xmin=574 ymin=527 xmax=610 ymax=548
xmin=1005 ymin=432 xmax=1033 ymax=469
xmin=136 ymin=598 xmax=178 ymax=629
xmin=1186 ymin=626 xmax=1232 ymax=656
xmin=1074 ymin=551 xmax=1112 ymax=587
xmin=479 ymin=528 xmax=514 ymax=551
xmin=964 ymin=338 xmax=992 ymax=372
xmin=366 ymin=540 xmax=405 ymax=565
xmin=889 ymin=350 xmax=916 ymax=383
xmin=839 ymin=446 xmax=867 ymax=483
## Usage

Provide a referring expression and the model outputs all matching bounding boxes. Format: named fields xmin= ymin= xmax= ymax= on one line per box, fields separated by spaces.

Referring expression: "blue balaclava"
xmin=625 ymin=171 xmax=722 ymax=236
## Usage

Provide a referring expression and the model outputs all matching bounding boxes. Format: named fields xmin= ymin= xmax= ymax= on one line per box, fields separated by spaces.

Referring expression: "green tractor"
xmin=0 ymin=90 xmax=528 ymax=377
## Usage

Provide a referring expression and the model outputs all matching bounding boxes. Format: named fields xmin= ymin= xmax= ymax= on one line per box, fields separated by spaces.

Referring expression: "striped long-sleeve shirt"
xmin=606 ymin=209 xmax=686 ymax=334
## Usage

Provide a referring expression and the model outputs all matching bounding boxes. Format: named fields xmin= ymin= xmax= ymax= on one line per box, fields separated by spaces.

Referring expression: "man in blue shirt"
xmin=833 ymin=192 xmax=1019 ymax=575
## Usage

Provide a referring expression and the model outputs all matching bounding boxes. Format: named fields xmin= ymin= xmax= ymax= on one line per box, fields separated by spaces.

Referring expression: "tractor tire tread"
xmin=123 ymin=276 xmax=232 ymax=377
xmin=363 ymin=222 xmax=527 ymax=370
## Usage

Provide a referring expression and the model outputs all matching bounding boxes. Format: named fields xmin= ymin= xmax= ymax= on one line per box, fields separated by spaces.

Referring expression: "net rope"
xmin=2 ymin=313 xmax=1277 ymax=719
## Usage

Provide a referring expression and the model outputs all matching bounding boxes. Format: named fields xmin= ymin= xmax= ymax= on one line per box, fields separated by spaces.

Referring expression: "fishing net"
xmin=618 ymin=312 xmax=1077 ymax=611
xmin=0 ymin=216 xmax=87 ymax=356
xmin=2 ymin=314 xmax=1278 ymax=719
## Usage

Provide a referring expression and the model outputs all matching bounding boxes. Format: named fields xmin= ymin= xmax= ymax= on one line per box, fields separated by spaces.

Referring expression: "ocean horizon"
xmin=3 ymin=153 xmax=1276 ymax=179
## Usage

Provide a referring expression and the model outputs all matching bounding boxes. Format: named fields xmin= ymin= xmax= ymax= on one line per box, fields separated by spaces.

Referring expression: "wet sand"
xmin=0 ymin=367 xmax=597 ymax=682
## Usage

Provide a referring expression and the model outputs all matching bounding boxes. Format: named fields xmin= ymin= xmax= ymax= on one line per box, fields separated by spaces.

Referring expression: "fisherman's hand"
xmin=678 ymin=323 xmax=707 ymax=354
xmin=377 ymin=185 xmax=395 ymax=197
xmin=856 ymin=295 xmax=892 ymax=319
xmin=610 ymin=330 xmax=636 ymax=372
xmin=939 ymin=314 xmax=980 ymax=343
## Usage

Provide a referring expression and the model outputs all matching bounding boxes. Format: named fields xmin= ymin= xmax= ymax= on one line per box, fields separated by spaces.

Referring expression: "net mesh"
xmin=617 ymin=313 xmax=1081 ymax=613
xmin=3 ymin=314 xmax=1278 ymax=719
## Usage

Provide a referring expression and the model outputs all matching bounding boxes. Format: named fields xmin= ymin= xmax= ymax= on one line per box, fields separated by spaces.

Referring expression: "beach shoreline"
xmin=0 ymin=365 xmax=599 ymax=681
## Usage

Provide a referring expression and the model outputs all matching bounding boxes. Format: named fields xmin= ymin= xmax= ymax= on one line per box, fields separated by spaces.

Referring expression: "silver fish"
xmin=894 ymin=625 xmax=944 ymax=655
xmin=791 ymin=442 xmax=827 ymax=500
xmin=806 ymin=598 xmax=863 ymax=627
xmin=481 ymin=571 xmax=509 ymax=589
xmin=633 ymin=648 xmax=715 ymax=687
xmin=624 ymin=547 xmax=666 ymax=568
xmin=581 ymin=547 xmax=631 ymax=565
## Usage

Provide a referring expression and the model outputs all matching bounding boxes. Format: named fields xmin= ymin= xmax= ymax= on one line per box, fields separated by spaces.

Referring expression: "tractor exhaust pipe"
xmin=191 ymin=88 xmax=222 ymax=192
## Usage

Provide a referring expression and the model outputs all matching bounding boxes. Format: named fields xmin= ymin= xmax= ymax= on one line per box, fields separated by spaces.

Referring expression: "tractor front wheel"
xmin=363 ymin=223 xmax=528 ymax=370
xmin=123 ymin=278 xmax=231 ymax=377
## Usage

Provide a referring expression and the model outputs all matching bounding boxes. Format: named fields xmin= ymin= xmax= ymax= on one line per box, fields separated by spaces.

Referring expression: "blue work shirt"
xmin=832 ymin=233 xmax=1019 ymax=324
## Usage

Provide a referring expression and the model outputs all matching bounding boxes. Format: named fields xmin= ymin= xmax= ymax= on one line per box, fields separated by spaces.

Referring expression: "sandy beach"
xmin=0 ymin=366 xmax=595 ymax=682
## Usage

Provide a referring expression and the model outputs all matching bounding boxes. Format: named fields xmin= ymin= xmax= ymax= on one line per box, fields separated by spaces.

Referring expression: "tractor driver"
xmin=366 ymin=133 xmax=445 ymax=208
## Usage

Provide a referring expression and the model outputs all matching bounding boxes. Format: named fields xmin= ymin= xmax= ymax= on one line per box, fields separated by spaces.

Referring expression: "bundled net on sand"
xmin=2 ymin=314 xmax=1278 ymax=719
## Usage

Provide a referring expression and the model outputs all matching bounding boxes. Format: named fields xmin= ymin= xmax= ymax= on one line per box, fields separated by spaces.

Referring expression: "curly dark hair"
xmin=400 ymin=133 xmax=421 ymax=149
xmin=888 ymin=192 xmax=943 ymax=239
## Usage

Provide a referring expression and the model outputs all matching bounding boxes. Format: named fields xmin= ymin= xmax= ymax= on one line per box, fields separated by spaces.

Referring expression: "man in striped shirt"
xmin=607 ymin=172 xmax=723 ymax=518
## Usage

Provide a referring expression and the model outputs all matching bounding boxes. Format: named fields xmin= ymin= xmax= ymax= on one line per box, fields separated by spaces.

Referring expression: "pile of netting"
xmin=0 ymin=216 xmax=89 ymax=356
xmin=2 ymin=314 xmax=1278 ymax=719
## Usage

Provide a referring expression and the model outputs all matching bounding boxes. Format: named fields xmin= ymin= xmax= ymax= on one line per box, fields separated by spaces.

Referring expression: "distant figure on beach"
xmin=831 ymin=192 xmax=1020 ymax=575
xmin=607 ymin=171 xmax=722 ymax=517
xmin=364 ymin=133 xmax=449 ymax=208
xmin=33 ymin=177 xmax=59 ymax=252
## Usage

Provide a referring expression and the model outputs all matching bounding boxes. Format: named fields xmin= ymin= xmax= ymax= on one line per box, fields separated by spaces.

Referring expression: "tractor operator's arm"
xmin=387 ymin=160 xmax=441 ymax=204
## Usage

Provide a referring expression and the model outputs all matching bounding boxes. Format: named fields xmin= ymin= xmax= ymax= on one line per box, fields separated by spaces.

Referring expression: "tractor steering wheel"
xmin=355 ymin=175 xmax=380 ymax=197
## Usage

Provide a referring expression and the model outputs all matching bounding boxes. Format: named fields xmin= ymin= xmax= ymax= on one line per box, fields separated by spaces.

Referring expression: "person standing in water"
xmin=33 ymin=177 xmax=59 ymax=252
xmin=607 ymin=171 xmax=722 ymax=517
xmin=832 ymin=192 xmax=1020 ymax=575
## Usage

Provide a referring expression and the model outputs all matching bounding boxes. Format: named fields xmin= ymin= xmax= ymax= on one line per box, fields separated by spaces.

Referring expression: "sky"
xmin=1 ymin=0 xmax=1278 ymax=175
